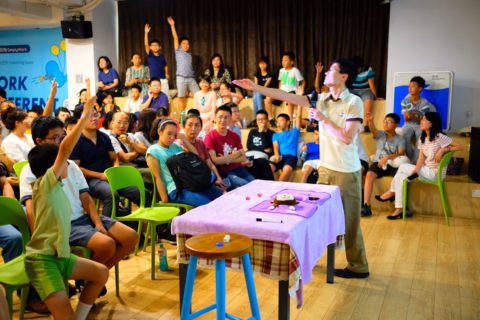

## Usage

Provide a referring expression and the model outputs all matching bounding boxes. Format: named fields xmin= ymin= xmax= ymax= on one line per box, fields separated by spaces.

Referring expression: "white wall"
xmin=92 ymin=0 xmax=118 ymax=71
xmin=387 ymin=0 xmax=480 ymax=131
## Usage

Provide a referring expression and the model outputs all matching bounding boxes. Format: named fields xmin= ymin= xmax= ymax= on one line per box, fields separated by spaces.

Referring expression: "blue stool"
xmin=181 ymin=232 xmax=261 ymax=320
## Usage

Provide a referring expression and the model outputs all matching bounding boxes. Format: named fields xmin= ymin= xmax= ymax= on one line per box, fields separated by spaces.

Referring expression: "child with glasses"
xmin=361 ymin=112 xmax=408 ymax=217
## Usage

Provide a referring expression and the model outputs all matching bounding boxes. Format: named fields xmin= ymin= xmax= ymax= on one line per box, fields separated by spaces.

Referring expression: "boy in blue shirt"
xmin=144 ymin=24 xmax=169 ymax=95
xmin=300 ymin=126 xmax=320 ymax=183
xmin=270 ymin=106 xmax=302 ymax=181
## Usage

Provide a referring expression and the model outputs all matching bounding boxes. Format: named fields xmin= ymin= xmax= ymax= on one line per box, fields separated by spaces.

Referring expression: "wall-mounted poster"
xmin=0 ymin=27 xmax=67 ymax=110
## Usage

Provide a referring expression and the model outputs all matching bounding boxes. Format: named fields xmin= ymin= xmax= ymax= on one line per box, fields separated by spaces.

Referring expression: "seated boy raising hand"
xmin=25 ymin=95 xmax=108 ymax=320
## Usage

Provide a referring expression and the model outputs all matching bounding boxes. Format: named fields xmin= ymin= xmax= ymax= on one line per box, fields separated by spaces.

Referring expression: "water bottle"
xmin=242 ymin=116 xmax=248 ymax=128
xmin=158 ymin=244 xmax=169 ymax=272
xmin=180 ymin=111 xmax=186 ymax=126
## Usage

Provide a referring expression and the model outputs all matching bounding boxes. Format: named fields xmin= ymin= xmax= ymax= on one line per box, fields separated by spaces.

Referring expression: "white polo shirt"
xmin=316 ymin=89 xmax=364 ymax=173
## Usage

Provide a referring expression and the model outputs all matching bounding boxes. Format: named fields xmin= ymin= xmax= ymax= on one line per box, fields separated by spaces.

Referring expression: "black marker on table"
xmin=256 ymin=218 xmax=283 ymax=223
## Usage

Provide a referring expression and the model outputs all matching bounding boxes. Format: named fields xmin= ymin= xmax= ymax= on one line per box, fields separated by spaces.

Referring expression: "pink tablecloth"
xmin=171 ymin=180 xmax=345 ymax=304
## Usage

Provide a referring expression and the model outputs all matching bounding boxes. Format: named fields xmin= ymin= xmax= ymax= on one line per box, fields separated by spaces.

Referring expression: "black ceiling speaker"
xmin=61 ymin=20 xmax=93 ymax=39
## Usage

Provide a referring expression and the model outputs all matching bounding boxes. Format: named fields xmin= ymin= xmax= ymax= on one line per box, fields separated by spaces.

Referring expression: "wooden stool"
xmin=181 ymin=232 xmax=261 ymax=320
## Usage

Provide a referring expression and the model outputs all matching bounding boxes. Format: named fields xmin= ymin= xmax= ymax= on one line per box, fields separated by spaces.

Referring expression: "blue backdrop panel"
xmin=0 ymin=27 xmax=67 ymax=110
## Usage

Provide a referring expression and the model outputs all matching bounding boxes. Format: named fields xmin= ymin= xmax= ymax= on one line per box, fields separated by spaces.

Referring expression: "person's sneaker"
xmin=361 ymin=203 xmax=372 ymax=217
xmin=334 ymin=268 xmax=369 ymax=279
xmin=99 ymin=286 xmax=107 ymax=297
xmin=159 ymin=232 xmax=177 ymax=245
xmin=269 ymin=118 xmax=276 ymax=127
xmin=26 ymin=300 xmax=50 ymax=314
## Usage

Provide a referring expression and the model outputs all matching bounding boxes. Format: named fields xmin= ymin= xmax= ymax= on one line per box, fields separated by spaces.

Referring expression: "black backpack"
xmin=166 ymin=152 xmax=214 ymax=194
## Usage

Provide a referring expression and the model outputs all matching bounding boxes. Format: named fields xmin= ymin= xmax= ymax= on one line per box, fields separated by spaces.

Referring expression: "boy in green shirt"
xmin=25 ymin=95 xmax=108 ymax=319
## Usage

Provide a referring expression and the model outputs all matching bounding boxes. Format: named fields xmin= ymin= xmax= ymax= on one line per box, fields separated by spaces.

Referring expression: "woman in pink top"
xmin=193 ymin=76 xmax=217 ymax=134
xmin=377 ymin=112 xmax=463 ymax=219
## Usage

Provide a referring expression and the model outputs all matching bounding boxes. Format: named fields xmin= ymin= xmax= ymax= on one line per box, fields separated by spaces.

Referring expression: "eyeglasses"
xmin=45 ymin=134 xmax=66 ymax=144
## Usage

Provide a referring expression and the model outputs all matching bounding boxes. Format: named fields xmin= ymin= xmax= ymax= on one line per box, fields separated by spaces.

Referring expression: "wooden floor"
xmin=13 ymin=212 xmax=480 ymax=320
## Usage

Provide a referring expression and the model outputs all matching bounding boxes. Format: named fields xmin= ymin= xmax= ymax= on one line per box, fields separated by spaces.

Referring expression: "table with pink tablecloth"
xmin=172 ymin=180 xmax=345 ymax=319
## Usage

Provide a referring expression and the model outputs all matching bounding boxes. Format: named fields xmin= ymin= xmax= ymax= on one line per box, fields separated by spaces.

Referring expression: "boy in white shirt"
xmin=278 ymin=52 xmax=305 ymax=120
xmin=123 ymin=84 xmax=143 ymax=114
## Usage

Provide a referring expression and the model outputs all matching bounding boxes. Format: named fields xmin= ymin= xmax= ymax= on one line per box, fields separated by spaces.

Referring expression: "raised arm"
xmin=53 ymin=96 xmax=96 ymax=178
xmin=42 ymin=79 xmax=58 ymax=116
xmin=295 ymin=105 xmax=302 ymax=128
xmin=144 ymin=24 xmax=151 ymax=54
xmin=365 ymin=112 xmax=378 ymax=137
xmin=167 ymin=17 xmax=179 ymax=50
xmin=314 ymin=62 xmax=323 ymax=93
xmin=234 ymin=79 xmax=310 ymax=107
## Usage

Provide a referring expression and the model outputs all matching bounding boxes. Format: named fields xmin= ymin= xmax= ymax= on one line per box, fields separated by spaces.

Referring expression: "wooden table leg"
xmin=278 ymin=280 xmax=290 ymax=320
xmin=179 ymin=263 xmax=187 ymax=312
xmin=326 ymin=243 xmax=335 ymax=284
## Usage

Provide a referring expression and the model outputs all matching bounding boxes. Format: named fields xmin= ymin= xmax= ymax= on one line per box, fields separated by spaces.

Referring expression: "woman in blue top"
xmin=146 ymin=119 xmax=223 ymax=207
xmin=97 ymin=56 xmax=122 ymax=98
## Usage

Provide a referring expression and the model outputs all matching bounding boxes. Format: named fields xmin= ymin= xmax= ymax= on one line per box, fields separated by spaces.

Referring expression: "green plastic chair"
xmin=403 ymin=151 xmax=454 ymax=225
xmin=104 ymin=166 xmax=180 ymax=280
xmin=13 ymin=160 xmax=28 ymax=178
xmin=0 ymin=197 xmax=31 ymax=320
xmin=149 ymin=170 xmax=193 ymax=212
xmin=70 ymin=246 xmax=120 ymax=297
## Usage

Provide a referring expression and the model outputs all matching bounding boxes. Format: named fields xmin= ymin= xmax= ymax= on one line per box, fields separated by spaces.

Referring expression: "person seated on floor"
xmin=181 ymin=113 xmax=226 ymax=191
xmin=70 ymin=108 xmax=141 ymax=218
xmin=25 ymin=96 xmax=109 ymax=319
xmin=204 ymin=104 xmax=255 ymax=189
xmin=21 ymin=115 xmax=138 ymax=298
xmin=400 ymin=76 xmax=436 ymax=163
xmin=377 ymin=112 xmax=463 ymax=220
xmin=147 ymin=119 xmax=223 ymax=207
xmin=300 ymin=125 xmax=320 ymax=183
xmin=245 ymin=110 xmax=275 ymax=181
xmin=270 ymin=105 xmax=302 ymax=181
xmin=361 ymin=112 xmax=408 ymax=217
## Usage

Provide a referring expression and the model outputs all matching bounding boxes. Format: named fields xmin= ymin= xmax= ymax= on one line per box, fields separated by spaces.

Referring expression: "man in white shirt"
xmin=234 ymin=58 xmax=370 ymax=279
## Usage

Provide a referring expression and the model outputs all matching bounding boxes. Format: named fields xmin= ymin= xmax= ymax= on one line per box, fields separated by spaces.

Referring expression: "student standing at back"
xmin=167 ymin=16 xmax=199 ymax=112
xmin=144 ymin=24 xmax=169 ymax=97
xmin=278 ymin=52 xmax=305 ymax=120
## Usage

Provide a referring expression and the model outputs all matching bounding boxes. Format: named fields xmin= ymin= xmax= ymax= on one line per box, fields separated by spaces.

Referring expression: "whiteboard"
xmin=393 ymin=71 xmax=454 ymax=130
